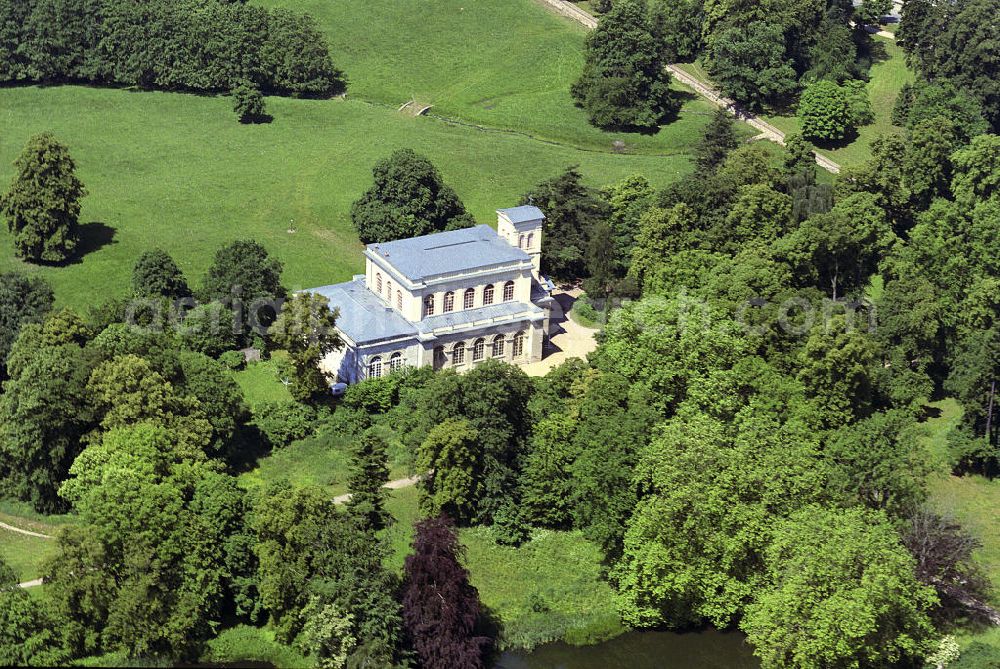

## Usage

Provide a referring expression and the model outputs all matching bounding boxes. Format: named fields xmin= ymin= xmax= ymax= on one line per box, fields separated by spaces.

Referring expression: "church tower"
xmin=496 ymin=205 xmax=544 ymax=275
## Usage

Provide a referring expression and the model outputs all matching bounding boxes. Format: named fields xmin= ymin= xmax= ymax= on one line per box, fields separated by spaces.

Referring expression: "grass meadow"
xmin=0 ymin=504 xmax=68 ymax=582
xmin=919 ymin=399 xmax=1000 ymax=653
xmin=0 ymin=86 xmax=700 ymax=311
xmin=257 ymin=0 xmax=721 ymax=154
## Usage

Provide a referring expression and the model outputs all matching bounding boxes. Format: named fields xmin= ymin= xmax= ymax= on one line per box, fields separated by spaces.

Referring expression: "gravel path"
xmin=536 ymin=0 xmax=843 ymax=174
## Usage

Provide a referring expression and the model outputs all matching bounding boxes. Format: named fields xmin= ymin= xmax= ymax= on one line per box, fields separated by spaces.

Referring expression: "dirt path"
xmin=535 ymin=0 xmax=842 ymax=174
xmin=332 ymin=473 xmax=425 ymax=505
xmin=0 ymin=521 xmax=53 ymax=540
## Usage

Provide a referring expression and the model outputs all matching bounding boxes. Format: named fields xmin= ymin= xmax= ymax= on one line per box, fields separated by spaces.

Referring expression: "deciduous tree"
xmin=742 ymin=506 xmax=937 ymax=669
xmin=0 ymin=132 xmax=87 ymax=263
xmin=401 ymin=516 xmax=490 ymax=669
xmin=351 ymin=149 xmax=474 ymax=244
xmin=268 ymin=291 xmax=342 ymax=401
xmin=571 ymin=0 xmax=680 ymax=129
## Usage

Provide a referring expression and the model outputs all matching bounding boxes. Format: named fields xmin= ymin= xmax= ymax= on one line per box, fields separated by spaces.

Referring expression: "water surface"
xmin=495 ymin=629 xmax=760 ymax=669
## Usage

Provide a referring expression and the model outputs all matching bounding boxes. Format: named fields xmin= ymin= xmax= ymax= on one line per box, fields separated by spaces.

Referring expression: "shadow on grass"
xmin=812 ymin=127 xmax=861 ymax=151
xmin=56 ymin=221 xmax=117 ymax=266
xmin=223 ymin=424 xmax=272 ymax=475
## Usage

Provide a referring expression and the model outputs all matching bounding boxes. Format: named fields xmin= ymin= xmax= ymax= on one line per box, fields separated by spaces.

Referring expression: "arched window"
xmin=512 ymin=331 xmax=525 ymax=358
xmin=368 ymin=356 xmax=383 ymax=379
xmin=473 ymin=338 xmax=485 ymax=361
xmin=452 ymin=341 xmax=465 ymax=365
xmin=424 ymin=294 xmax=435 ymax=317
xmin=483 ymin=284 xmax=494 ymax=305
xmin=443 ymin=291 xmax=455 ymax=313
xmin=503 ymin=280 xmax=515 ymax=302
xmin=527 ymin=232 xmax=534 ymax=248
xmin=386 ymin=280 xmax=392 ymax=300
xmin=376 ymin=273 xmax=382 ymax=293
xmin=491 ymin=335 xmax=504 ymax=358
xmin=396 ymin=290 xmax=402 ymax=310
xmin=518 ymin=234 xmax=525 ymax=249
xmin=433 ymin=346 xmax=446 ymax=370
xmin=389 ymin=352 xmax=403 ymax=372
xmin=463 ymin=288 xmax=475 ymax=310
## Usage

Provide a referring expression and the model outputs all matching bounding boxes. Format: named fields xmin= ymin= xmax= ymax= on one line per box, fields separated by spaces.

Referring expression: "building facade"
xmin=309 ymin=206 xmax=556 ymax=383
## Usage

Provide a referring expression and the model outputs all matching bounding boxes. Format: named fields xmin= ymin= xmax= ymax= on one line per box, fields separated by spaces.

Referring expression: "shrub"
xmin=233 ymin=82 xmax=266 ymax=123
xmin=252 ymin=402 xmax=318 ymax=449
xmin=219 ymin=349 xmax=246 ymax=371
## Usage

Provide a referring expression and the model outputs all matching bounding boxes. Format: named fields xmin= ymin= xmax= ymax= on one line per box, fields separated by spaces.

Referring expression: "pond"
xmin=495 ymin=629 xmax=760 ymax=669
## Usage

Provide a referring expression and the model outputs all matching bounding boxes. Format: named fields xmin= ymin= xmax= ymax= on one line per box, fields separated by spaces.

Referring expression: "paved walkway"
xmin=536 ymin=0 xmax=842 ymax=174
xmin=523 ymin=288 xmax=600 ymax=377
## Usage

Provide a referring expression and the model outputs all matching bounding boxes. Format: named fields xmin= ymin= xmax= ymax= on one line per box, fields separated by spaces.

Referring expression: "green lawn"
xmin=463 ymin=526 xmax=624 ymax=650
xmin=0 ymin=529 xmax=57 ymax=583
xmin=258 ymin=0 xmax=718 ymax=154
xmin=0 ymin=86 xmax=697 ymax=311
xmin=0 ymin=505 xmax=69 ymax=582
xmin=918 ymin=399 xmax=1000 ymax=653
xmin=762 ymin=36 xmax=914 ymax=168
xmin=233 ymin=355 xmax=295 ymax=408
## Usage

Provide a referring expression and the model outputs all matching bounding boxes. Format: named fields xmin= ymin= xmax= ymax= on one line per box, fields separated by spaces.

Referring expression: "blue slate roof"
xmin=308 ymin=278 xmax=417 ymax=344
xmin=416 ymin=300 xmax=545 ymax=334
xmin=497 ymin=205 xmax=545 ymax=224
xmin=367 ymin=225 xmax=530 ymax=282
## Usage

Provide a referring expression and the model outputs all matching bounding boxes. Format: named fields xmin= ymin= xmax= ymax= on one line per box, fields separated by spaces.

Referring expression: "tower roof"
xmin=497 ymin=205 xmax=545 ymax=224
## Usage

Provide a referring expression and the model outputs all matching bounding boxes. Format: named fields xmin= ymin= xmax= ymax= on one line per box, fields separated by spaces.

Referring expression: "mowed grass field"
xmin=258 ymin=0 xmax=721 ymax=154
xmin=0 ymin=87 xmax=697 ymax=310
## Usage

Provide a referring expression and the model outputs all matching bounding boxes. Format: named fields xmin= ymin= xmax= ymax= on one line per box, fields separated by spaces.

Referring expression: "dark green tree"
xmin=346 ymin=430 xmax=392 ymax=532
xmin=798 ymin=80 xmax=852 ymax=141
xmin=0 ymin=324 xmax=96 ymax=511
xmin=706 ymin=21 xmax=798 ymax=110
xmin=201 ymin=239 xmax=285 ymax=334
xmin=571 ymin=0 xmax=680 ymax=129
xmin=233 ymin=80 xmax=266 ymax=123
xmin=132 ymin=248 xmax=191 ymax=299
xmin=0 ymin=132 xmax=87 ymax=263
xmin=351 ymin=149 xmax=474 ymax=244
xmin=519 ymin=167 xmax=609 ymax=280
xmin=0 ymin=271 xmax=53 ymax=375
xmin=179 ymin=301 xmax=239 ymax=357
xmin=824 ymin=410 xmax=930 ymax=516
xmin=694 ymin=108 xmax=739 ymax=173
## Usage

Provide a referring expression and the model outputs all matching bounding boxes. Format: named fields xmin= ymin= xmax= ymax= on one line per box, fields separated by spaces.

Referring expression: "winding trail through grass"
xmin=0 ymin=521 xmax=53 ymax=540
